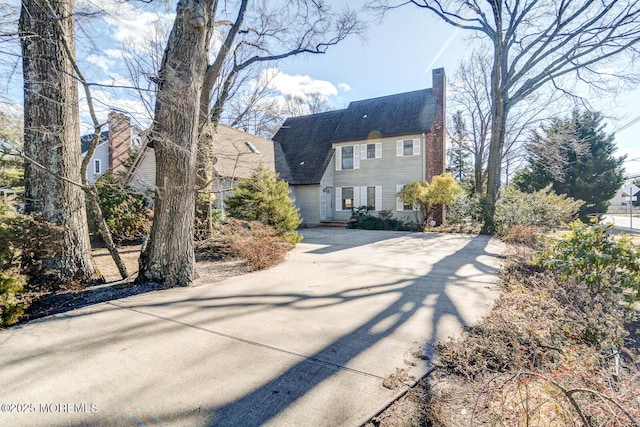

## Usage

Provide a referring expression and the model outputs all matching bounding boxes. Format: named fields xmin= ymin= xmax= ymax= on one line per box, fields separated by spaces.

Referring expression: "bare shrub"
xmin=425 ymin=224 xmax=640 ymax=426
xmin=502 ymin=224 xmax=539 ymax=248
xmin=197 ymin=218 xmax=293 ymax=271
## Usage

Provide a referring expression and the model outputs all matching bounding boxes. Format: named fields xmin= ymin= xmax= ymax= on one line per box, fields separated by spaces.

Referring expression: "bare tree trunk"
xmin=138 ymin=0 xmax=217 ymax=287
xmin=194 ymin=0 xmax=247 ymax=239
xmin=20 ymin=0 xmax=101 ymax=286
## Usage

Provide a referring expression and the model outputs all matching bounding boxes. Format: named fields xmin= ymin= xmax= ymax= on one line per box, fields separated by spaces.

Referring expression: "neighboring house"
xmin=127 ymin=124 xmax=275 ymax=208
xmin=273 ymin=68 xmax=446 ymax=226
xmin=608 ymin=179 xmax=640 ymax=214
xmin=81 ymin=111 xmax=142 ymax=182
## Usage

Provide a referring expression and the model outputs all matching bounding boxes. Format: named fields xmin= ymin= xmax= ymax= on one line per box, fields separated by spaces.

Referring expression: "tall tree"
xmin=451 ymin=49 xmax=492 ymax=193
xmin=195 ymin=1 xmax=361 ymax=236
xmin=19 ymin=0 xmax=100 ymax=286
xmin=447 ymin=110 xmax=472 ymax=183
xmin=137 ymin=0 xmax=219 ymax=286
xmin=136 ymin=1 xmax=360 ymax=285
xmin=514 ymin=110 xmax=625 ymax=219
xmin=370 ymin=0 xmax=640 ymax=232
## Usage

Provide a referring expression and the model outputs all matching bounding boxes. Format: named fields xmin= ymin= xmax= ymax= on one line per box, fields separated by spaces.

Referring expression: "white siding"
xmin=293 ymin=185 xmax=321 ymax=226
xmin=129 ymin=150 xmax=156 ymax=192
xmin=331 ymin=134 xmax=424 ymax=221
xmin=85 ymin=142 xmax=109 ymax=182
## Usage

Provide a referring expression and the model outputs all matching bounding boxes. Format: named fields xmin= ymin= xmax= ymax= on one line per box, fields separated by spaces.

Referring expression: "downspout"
xmin=421 ymin=132 xmax=426 ymax=181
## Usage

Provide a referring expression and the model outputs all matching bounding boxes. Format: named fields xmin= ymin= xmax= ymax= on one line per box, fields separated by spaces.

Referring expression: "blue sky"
xmin=277 ymin=5 xmax=640 ymax=176
xmin=12 ymin=0 xmax=638 ymax=176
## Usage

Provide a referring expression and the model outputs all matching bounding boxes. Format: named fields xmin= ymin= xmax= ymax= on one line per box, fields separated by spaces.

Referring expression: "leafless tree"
xmin=136 ymin=0 xmax=219 ymax=286
xmin=450 ymin=49 xmax=492 ymax=193
xmin=370 ymin=0 xmax=640 ymax=232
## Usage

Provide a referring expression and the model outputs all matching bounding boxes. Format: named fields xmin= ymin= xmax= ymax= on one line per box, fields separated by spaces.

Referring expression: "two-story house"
xmin=273 ymin=68 xmax=446 ymax=226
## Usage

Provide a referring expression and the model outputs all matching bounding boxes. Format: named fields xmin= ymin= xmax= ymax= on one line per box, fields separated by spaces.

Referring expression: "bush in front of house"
xmin=90 ymin=173 xmax=152 ymax=244
xmin=225 ymin=165 xmax=302 ymax=244
xmin=447 ymin=185 xmax=583 ymax=236
xmin=197 ymin=218 xmax=294 ymax=271
xmin=493 ymin=185 xmax=583 ymax=237
xmin=349 ymin=207 xmax=413 ymax=231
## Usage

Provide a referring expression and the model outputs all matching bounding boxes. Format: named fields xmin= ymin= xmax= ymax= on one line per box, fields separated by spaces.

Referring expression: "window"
xmin=335 ymin=145 xmax=360 ymax=170
xmin=336 ymin=186 xmax=381 ymax=211
xmin=94 ymin=159 xmax=101 ymax=175
xmin=366 ymin=144 xmax=376 ymax=159
xmin=366 ymin=186 xmax=376 ymax=208
xmin=396 ymin=184 xmax=414 ymax=211
xmin=403 ymin=140 xmax=413 ymax=156
xmin=361 ymin=142 xmax=382 ymax=160
xmin=341 ymin=187 xmax=354 ymax=210
xmin=341 ymin=146 xmax=353 ymax=170
xmin=396 ymin=139 xmax=420 ymax=157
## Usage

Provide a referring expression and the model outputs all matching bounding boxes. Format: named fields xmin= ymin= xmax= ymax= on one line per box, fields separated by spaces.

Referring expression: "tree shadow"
xmin=1 ymin=231 xmax=502 ymax=426
xmin=164 ymin=235 xmax=500 ymax=425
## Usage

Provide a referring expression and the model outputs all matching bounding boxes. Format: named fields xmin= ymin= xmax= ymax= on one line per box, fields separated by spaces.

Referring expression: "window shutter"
xmin=361 ymin=186 xmax=367 ymax=207
xmin=375 ymin=142 xmax=382 ymax=158
xmin=396 ymin=140 xmax=403 ymax=157
xmin=396 ymin=184 xmax=404 ymax=211
xmin=335 ymin=147 xmax=342 ymax=171
xmin=335 ymin=187 xmax=342 ymax=211
xmin=354 ymin=144 xmax=360 ymax=169
xmin=361 ymin=144 xmax=367 ymax=160
xmin=351 ymin=187 xmax=360 ymax=209
xmin=375 ymin=186 xmax=382 ymax=211
xmin=413 ymin=138 xmax=420 ymax=155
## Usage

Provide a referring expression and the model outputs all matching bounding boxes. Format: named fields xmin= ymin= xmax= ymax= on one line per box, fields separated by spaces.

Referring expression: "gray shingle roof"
xmin=273 ymin=109 xmax=346 ymax=185
xmin=332 ymin=89 xmax=435 ymax=142
xmin=273 ymin=88 xmax=436 ymax=185
xmin=80 ymin=130 xmax=108 ymax=153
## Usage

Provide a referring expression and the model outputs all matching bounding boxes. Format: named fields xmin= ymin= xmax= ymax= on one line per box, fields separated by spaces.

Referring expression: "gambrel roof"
xmin=273 ymin=88 xmax=437 ymax=185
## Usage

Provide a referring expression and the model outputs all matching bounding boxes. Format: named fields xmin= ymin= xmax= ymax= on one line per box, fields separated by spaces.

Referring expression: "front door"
xmin=325 ymin=187 xmax=333 ymax=220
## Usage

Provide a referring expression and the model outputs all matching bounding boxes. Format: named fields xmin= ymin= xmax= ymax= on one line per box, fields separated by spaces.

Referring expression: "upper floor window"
xmin=396 ymin=139 xmax=420 ymax=157
xmin=362 ymin=142 xmax=382 ymax=160
xmin=94 ymin=159 xmax=101 ymax=175
xmin=341 ymin=146 xmax=354 ymax=170
xmin=336 ymin=144 xmax=360 ymax=171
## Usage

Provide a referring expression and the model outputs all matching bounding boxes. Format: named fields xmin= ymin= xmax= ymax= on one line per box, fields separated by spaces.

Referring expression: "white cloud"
xmin=78 ymin=87 xmax=152 ymax=134
xmin=86 ymin=54 xmax=115 ymax=73
xmin=100 ymin=3 xmax=174 ymax=51
xmin=267 ymin=68 xmax=339 ymax=100
xmin=338 ymin=83 xmax=352 ymax=92
xmin=104 ymin=49 xmax=124 ymax=60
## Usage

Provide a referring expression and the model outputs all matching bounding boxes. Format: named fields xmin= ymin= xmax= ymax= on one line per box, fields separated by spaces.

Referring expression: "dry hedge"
xmin=426 ymin=237 xmax=640 ymax=426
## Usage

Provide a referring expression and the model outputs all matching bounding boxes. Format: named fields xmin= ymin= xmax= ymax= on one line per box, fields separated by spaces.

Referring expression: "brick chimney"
xmin=430 ymin=67 xmax=446 ymax=179
xmin=108 ymin=111 xmax=131 ymax=175
xmin=426 ymin=68 xmax=447 ymax=224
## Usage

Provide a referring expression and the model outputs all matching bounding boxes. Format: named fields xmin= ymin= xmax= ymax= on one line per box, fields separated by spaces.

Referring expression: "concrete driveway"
xmin=0 ymin=229 xmax=504 ymax=426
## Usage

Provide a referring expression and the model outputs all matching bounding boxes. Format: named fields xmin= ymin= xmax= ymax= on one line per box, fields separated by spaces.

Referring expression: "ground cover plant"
xmin=423 ymin=221 xmax=640 ymax=426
